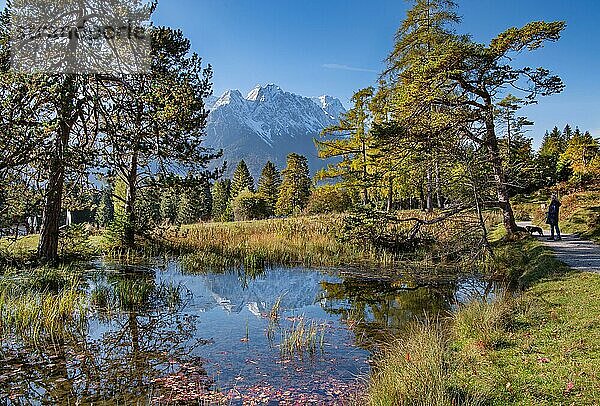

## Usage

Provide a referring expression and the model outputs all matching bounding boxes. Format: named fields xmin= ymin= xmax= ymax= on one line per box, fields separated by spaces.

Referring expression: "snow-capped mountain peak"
xmin=312 ymin=95 xmax=346 ymax=120
xmin=246 ymin=84 xmax=283 ymax=102
xmin=205 ymin=84 xmax=346 ymax=177
xmin=214 ymin=89 xmax=245 ymax=109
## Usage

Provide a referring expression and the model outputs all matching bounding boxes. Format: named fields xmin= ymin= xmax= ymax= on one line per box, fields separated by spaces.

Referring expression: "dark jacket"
xmin=546 ymin=199 xmax=561 ymax=225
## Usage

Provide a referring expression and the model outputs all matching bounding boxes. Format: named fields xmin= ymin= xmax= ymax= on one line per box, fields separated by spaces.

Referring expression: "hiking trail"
xmin=518 ymin=222 xmax=600 ymax=274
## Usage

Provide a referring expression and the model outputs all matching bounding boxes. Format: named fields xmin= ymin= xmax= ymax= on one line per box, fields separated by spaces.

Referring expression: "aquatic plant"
xmin=269 ymin=292 xmax=286 ymax=322
xmin=0 ymin=281 xmax=87 ymax=344
xmin=280 ymin=317 xmax=326 ymax=357
xmin=266 ymin=293 xmax=286 ymax=343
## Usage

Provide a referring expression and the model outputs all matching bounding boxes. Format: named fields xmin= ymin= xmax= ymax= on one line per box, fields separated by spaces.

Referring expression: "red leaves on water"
xmin=225 ymin=379 xmax=364 ymax=405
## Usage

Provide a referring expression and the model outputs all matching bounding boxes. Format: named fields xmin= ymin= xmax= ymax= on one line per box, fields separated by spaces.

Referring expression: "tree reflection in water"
xmin=0 ymin=269 xmax=218 ymax=404
xmin=319 ymin=276 xmax=457 ymax=350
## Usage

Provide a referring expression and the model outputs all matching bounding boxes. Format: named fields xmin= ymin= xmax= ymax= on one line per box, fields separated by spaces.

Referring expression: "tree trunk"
xmin=123 ymin=151 xmax=139 ymax=248
xmin=387 ymin=177 xmax=394 ymax=212
xmin=435 ymin=160 xmax=443 ymax=209
xmin=426 ymin=164 xmax=434 ymax=213
xmin=361 ymin=139 xmax=369 ymax=205
xmin=38 ymin=75 xmax=75 ymax=263
xmin=484 ymin=104 xmax=518 ymax=236
xmin=38 ymin=131 xmax=67 ymax=263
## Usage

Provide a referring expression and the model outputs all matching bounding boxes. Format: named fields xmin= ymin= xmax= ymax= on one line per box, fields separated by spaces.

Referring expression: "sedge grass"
xmin=167 ymin=216 xmax=390 ymax=268
xmin=280 ymin=317 xmax=326 ymax=358
xmin=0 ymin=282 xmax=87 ymax=345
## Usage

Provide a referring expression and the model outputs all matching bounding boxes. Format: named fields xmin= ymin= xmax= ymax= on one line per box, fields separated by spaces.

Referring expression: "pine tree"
xmin=497 ymin=95 xmax=535 ymax=195
xmin=563 ymin=124 xmax=573 ymax=143
xmin=136 ymin=186 xmax=161 ymax=231
xmin=381 ymin=0 xmax=565 ymax=236
xmin=538 ymin=126 xmax=570 ymax=186
xmin=317 ymin=88 xmax=377 ymax=205
xmin=559 ymin=129 xmax=600 ymax=186
xmin=95 ymin=187 xmax=115 ymax=227
xmin=276 ymin=154 xmax=312 ymax=216
xmin=212 ymin=180 xmax=232 ymax=222
xmin=176 ymin=180 xmax=213 ymax=224
xmin=177 ymin=191 xmax=195 ymax=225
xmin=197 ymin=180 xmax=213 ymax=221
xmin=160 ymin=188 xmax=179 ymax=225
xmin=231 ymin=160 xmax=255 ymax=199
xmin=257 ymin=161 xmax=282 ymax=216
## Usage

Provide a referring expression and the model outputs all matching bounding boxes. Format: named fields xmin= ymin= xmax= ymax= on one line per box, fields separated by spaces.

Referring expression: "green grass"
xmin=454 ymin=272 xmax=600 ymax=405
xmin=0 ymin=234 xmax=39 ymax=263
xmin=1 ymin=227 xmax=103 ymax=265
xmin=369 ymin=320 xmax=480 ymax=406
xmin=366 ymin=239 xmax=600 ymax=405
xmin=0 ymin=267 xmax=88 ymax=344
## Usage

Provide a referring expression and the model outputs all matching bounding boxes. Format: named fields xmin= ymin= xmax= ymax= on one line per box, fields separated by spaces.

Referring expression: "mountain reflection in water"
xmin=0 ymin=260 xmax=494 ymax=404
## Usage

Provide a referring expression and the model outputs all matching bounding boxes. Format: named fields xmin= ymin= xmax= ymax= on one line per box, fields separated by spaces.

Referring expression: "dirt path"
xmin=518 ymin=222 xmax=600 ymax=274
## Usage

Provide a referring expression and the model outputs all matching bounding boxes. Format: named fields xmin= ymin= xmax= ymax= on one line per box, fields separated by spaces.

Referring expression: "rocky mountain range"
xmin=204 ymin=84 xmax=346 ymax=178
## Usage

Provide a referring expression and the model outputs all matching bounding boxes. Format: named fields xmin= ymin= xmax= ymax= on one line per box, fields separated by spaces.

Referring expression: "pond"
xmin=0 ymin=260 xmax=495 ymax=404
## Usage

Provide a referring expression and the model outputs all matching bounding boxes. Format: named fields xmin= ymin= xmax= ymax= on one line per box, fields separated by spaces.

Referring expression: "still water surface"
xmin=1 ymin=260 xmax=493 ymax=404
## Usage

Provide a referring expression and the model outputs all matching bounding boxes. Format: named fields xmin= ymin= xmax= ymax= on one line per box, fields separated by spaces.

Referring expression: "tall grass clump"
xmin=452 ymin=297 xmax=513 ymax=352
xmin=368 ymin=319 xmax=485 ymax=406
xmin=368 ymin=320 xmax=449 ymax=406
xmin=0 ymin=282 xmax=87 ymax=344
xmin=280 ymin=317 xmax=326 ymax=358
xmin=168 ymin=215 xmax=385 ymax=268
xmin=0 ymin=266 xmax=89 ymax=344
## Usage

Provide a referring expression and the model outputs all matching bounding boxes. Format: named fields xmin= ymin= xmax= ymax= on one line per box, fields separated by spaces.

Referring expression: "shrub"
xmin=232 ymin=189 xmax=269 ymax=221
xmin=305 ymin=185 xmax=353 ymax=215
xmin=58 ymin=224 xmax=94 ymax=259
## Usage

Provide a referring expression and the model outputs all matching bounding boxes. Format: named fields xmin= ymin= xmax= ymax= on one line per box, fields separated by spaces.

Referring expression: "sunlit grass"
xmin=366 ymin=239 xmax=600 ymax=405
xmin=368 ymin=319 xmax=468 ymax=406
xmin=0 ymin=269 xmax=87 ymax=344
xmin=171 ymin=215 xmax=377 ymax=268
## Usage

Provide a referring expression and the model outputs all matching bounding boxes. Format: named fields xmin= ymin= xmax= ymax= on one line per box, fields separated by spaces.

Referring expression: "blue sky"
xmin=150 ymin=0 xmax=600 ymax=146
xmin=2 ymin=0 xmax=598 ymax=145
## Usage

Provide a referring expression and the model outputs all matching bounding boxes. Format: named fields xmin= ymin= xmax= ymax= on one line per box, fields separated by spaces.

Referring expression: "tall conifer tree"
xmin=276 ymin=154 xmax=311 ymax=216
xmin=257 ymin=161 xmax=282 ymax=216
xmin=230 ymin=160 xmax=255 ymax=199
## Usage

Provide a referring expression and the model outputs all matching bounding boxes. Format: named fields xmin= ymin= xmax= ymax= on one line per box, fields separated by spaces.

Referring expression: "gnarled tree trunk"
xmin=484 ymin=104 xmax=518 ymax=236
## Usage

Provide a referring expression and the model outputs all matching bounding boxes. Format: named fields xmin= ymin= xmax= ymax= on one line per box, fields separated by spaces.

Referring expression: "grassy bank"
xmin=163 ymin=215 xmax=390 ymax=269
xmin=162 ymin=210 xmax=498 ymax=270
xmin=558 ymin=191 xmax=600 ymax=243
xmin=367 ymin=239 xmax=600 ymax=405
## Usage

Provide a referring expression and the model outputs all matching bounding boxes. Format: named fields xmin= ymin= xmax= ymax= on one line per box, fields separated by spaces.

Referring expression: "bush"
xmin=305 ymin=185 xmax=353 ymax=215
xmin=58 ymin=224 xmax=94 ymax=259
xmin=232 ymin=189 xmax=269 ymax=221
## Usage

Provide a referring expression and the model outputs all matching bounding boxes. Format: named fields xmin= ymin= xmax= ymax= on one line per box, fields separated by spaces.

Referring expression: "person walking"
xmin=546 ymin=194 xmax=562 ymax=241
